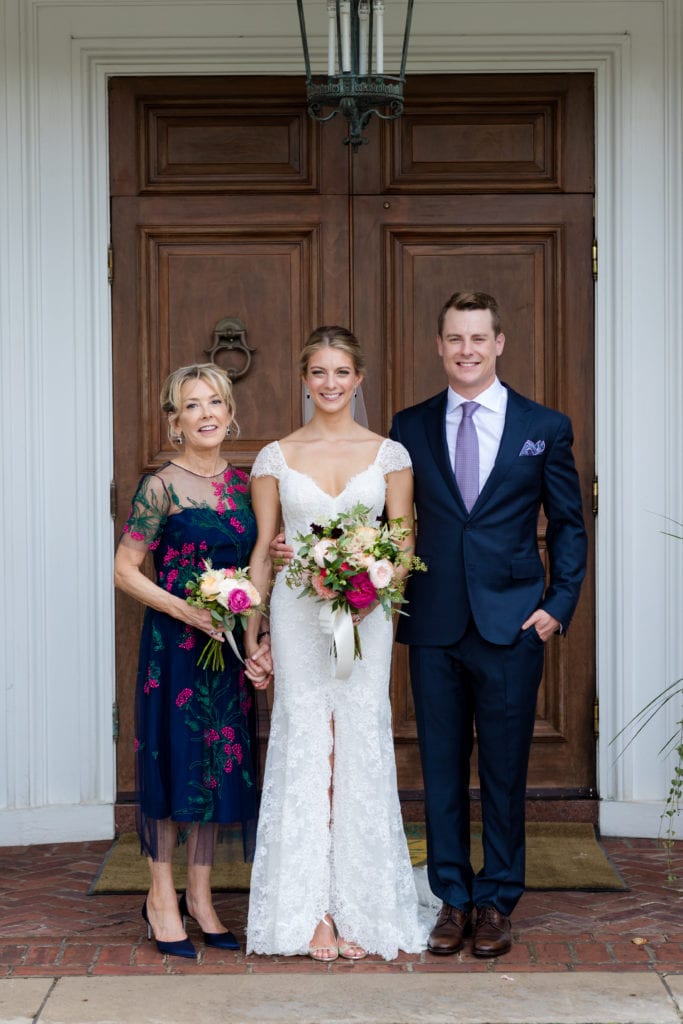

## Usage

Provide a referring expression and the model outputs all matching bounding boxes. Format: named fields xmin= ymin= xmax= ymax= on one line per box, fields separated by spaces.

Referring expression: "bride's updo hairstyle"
xmin=299 ymin=325 xmax=366 ymax=377
xmin=161 ymin=362 xmax=239 ymax=441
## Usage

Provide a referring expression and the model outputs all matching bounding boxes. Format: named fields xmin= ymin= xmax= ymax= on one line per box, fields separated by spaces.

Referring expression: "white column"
xmin=373 ymin=0 xmax=384 ymax=73
xmin=327 ymin=0 xmax=337 ymax=75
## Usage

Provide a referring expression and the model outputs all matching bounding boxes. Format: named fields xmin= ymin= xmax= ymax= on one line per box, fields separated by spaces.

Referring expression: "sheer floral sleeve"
xmin=119 ymin=473 xmax=171 ymax=551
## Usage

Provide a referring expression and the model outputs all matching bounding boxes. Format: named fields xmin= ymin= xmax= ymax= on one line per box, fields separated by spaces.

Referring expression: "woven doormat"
xmin=89 ymin=821 xmax=626 ymax=895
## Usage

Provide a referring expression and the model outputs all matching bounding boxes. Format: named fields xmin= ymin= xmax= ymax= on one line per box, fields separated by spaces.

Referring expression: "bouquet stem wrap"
xmin=319 ymin=603 xmax=355 ymax=680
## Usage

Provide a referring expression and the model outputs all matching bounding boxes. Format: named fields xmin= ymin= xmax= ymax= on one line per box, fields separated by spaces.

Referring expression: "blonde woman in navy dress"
xmin=114 ymin=364 xmax=271 ymax=958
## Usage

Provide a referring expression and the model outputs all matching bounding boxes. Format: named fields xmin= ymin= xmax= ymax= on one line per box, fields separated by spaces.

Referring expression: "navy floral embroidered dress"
xmin=120 ymin=462 xmax=258 ymax=861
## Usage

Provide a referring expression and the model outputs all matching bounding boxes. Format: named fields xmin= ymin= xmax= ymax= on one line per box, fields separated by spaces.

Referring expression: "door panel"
xmin=353 ymin=193 xmax=595 ymax=791
xmin=111 ymin=195 xmax=350 ymax=794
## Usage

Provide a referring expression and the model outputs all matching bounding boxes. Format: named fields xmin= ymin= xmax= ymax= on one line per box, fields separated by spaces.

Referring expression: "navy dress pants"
xmin=409 ymin=620 xmax=545 ymax=915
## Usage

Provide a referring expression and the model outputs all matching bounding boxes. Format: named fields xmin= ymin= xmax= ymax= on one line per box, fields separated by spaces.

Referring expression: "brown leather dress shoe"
xmin=427 ymin=903 xmax=472 ymax=955
xmin=472 ymin=905 xmax=512 ymax=957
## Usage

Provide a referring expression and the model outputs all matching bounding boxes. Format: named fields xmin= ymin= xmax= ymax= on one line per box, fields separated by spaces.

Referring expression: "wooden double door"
xmin=110 ymin=72 xmax=596 ymax=805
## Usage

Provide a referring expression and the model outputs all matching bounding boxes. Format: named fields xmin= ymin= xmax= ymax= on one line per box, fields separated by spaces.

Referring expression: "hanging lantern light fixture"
xmin=295 ymin=1 xmax=414 ymax=152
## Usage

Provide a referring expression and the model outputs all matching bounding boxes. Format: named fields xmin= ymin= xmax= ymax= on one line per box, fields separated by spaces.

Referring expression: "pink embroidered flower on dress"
xmin=165 ymin=568 xmax=179 ymax=591
xmin=163 ymin=547 xmax=179 ymax=566
xmin=204 ymin=728 xmax=220 ymax=746
xmin=144 ymin=672 xmax=159 ymax=696
xmin=178 ymin=630 xmax=196 ymax=650
xmin=230 ymin=516 xmax=244 ymax=533
xmin=176 ymin=688 xmax=193 ymax=707
xmin=224 ymin=759 xmax=233 ymax=774
xmin=232 ymin=743 xmax=243 ymax=765
xmin=221 ymin=726 xmax=235 ymax=740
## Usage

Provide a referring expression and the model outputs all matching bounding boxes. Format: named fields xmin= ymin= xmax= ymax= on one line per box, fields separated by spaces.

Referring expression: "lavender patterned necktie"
xmin=454 ymin=401 xmax=480 ymax=512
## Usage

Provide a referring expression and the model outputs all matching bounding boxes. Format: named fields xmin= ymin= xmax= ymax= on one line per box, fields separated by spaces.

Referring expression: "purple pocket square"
xmin=519 ymin=439 xmax=546 ymax=456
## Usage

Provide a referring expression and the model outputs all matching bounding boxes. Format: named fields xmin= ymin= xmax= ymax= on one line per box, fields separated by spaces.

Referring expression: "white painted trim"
xmin=0 ymin=805 xmax=115 ymax=847
xmin=599 ymin=800 xmax=668 ymax=840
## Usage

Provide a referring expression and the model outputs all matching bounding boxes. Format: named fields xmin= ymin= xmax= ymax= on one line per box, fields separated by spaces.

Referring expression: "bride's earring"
xmin=173 ymin=432 xmax=184 ymax=445
xmin=225 ymin=425 xmax=232 ymax=438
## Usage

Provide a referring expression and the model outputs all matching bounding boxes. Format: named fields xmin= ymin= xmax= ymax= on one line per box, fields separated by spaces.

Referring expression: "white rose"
xmin=312 ymin=539 xmax=336 ymax=568
xmin=367 ymin=558 xmax=394 ymax=590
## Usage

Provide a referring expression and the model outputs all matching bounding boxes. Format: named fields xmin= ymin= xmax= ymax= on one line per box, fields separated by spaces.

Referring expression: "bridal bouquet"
xmin=285 ymin=503 xmax=426 ymax=679
xmin=185 ymin=561 xmax=264 ymax=672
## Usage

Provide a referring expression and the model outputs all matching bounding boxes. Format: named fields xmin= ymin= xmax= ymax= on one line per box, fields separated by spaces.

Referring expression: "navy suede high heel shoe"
xmin=179 ymin=892 xmax=240 ymax=950
xmin=141 ymin=899 xmax=197 ymax=959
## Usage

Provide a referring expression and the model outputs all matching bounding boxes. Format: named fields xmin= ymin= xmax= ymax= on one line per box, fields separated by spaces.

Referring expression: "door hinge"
xmin=110 ymin=479 xmax=118 ymax=520
xmin=112 ymin=702 xmax=120 ymax=742
xmin=592 ymin=475 xmax=598 ymax=516
xmin=591 ymin=237 xmax=598 ymax=282
xmin=107 ymin=245 xmax=114 ymax=284
xmin=593 ymin=696 xmax=599 ymax=739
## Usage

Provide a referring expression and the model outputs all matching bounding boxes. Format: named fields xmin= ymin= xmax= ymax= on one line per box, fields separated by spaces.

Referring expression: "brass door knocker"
xmin=206 ymin=317 xmax=255 ymax=380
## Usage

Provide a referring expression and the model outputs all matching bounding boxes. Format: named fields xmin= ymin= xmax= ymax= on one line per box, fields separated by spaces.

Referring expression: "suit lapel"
xmin=424 ymin=390 xmax=467 ymax=511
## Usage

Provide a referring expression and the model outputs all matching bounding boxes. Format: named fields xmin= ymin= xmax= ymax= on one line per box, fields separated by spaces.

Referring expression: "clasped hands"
xmin=244 ymin=640 xmax=273 ymax=690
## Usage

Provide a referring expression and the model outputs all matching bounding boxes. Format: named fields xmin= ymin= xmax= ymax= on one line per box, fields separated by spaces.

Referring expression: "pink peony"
xmin=346 ymin=572 xmax=377 ymax=609
xmin=227 ymin=587 xmax=251 ymax=613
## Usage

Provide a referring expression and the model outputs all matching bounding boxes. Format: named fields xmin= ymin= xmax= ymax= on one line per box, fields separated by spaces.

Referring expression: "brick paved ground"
xmin=1 ymin=836 xmax=681 ymax=978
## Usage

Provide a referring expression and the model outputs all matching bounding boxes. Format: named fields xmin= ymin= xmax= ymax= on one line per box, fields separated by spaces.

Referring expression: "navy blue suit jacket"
xmin=390 ymin=385 xmax=587 ymax=646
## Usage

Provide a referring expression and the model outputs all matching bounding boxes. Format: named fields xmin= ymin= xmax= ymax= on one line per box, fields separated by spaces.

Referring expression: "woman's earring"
xmin=225 ymin=425 xmax=232 ymax=438
xmin=306 ymin=392 xmax=310 ymax=399
xmin=173 ymin=433 xmax=184 ymax=445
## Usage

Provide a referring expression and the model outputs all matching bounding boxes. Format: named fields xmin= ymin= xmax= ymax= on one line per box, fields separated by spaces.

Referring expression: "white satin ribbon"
xmin=318 ymin=603 xmax=355 ymax=680
xmin=225 ymin=630 xmax=244 ymax=665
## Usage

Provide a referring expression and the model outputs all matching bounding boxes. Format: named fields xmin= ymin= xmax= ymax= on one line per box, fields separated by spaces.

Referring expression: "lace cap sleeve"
xmin=377 ymin=438 xmax=412 ymax=475
xmin=251 ymin=441 xmax=285 ymax=480
xmin=119 ymin=473 xmax=171 ymax=549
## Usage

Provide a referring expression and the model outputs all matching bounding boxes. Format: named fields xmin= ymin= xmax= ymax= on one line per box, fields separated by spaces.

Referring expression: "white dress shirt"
xmin=445 ymin=377 xmax=508 ymax=493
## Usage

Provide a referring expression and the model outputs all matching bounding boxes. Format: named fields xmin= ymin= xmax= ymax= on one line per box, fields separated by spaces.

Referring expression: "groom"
xmin=390 ymin=291 xmax=587 ymax=958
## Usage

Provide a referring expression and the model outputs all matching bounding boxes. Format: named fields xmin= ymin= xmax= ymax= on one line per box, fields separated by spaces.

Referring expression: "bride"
xmin=243 ymin=326 xmax=428 ymax=961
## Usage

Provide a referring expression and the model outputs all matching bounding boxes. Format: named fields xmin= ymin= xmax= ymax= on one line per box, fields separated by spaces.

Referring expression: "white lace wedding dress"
xmin=246 ymin=438 xmax=430 ymax=959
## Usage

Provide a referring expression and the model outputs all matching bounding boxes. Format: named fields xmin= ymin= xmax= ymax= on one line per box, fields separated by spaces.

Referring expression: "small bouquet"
xmin=286 ymin=503 xmax=426 ymax=679
xmin=185 ymin=561 xmax=265 ymax=672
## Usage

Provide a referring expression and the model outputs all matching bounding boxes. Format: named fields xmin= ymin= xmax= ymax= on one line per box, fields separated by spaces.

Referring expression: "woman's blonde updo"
xmin=299 ymin=326 xmax=366 ymax=378
xmin=161 ymin=363 xmax=239 ymax=441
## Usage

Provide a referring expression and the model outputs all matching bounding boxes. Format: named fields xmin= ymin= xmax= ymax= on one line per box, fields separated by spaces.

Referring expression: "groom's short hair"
xmin=437 ymin=291 xmax=502 ymax=338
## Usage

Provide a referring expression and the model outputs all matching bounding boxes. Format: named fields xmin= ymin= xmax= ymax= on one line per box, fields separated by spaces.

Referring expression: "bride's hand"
xmin=245 ymin=639 xmax=273 ymax=689
xmin=350 ymin=600 xmax=379 ymax=626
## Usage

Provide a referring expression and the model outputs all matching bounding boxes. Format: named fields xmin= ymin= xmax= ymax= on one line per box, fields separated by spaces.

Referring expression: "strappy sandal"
xmin=337 ymin=937 xmax=368 ymax=960
xmin=308 ymin=914 xmax=338 ymax=962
